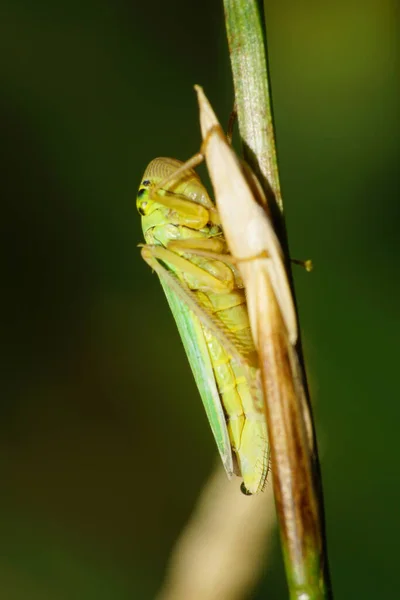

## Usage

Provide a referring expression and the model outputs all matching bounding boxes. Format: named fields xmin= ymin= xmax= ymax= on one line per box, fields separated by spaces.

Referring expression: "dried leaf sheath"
xmin=195 ymin=86 xmax=297 ymax=347
xmin=256 ymin=267 xmax=317 ymax=530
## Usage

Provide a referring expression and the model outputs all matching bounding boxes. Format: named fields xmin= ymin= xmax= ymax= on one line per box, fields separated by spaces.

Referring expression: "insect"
xmin=137 ymin=158 xmax=270 ymax=494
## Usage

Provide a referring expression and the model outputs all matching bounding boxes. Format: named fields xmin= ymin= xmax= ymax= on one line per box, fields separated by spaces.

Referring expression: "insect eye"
xmin=138 ymin=201 xmax=148 ymax=216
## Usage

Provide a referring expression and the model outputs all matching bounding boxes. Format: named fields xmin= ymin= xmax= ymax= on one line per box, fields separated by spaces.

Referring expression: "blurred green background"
xmin=1 ymin=0 xmax=399 ymax=598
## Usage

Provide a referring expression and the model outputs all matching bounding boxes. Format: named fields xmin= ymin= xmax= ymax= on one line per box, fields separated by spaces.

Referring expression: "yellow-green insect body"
xmin=137 ymin=158 xmax=269 ymax=494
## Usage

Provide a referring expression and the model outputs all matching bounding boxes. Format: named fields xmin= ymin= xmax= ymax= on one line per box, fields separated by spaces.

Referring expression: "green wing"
xmin=159 ymin=279 xmax=234 ymax=478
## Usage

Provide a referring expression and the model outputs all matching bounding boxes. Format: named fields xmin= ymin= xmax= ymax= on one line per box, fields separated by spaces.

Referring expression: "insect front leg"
xmin=166 ymin=237 xmax=245 ymax=291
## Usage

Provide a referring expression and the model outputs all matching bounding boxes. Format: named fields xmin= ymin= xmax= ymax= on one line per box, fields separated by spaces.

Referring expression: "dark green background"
xmin=1 ymin=1 xmax=399 ymax=598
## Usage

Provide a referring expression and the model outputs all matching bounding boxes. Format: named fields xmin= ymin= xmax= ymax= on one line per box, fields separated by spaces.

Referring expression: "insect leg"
xmin=141 ymin=245 xmax=251 ymax=366
xmin=291 ymin=258 xmax=313 ymax=272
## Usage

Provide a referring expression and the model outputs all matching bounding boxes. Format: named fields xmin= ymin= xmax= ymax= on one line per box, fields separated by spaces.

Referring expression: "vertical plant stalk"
xmin=222 ymin=2 xmax=333 ymax=599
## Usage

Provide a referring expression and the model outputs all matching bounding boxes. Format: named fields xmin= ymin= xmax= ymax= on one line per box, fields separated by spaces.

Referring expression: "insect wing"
xmin=159 ymin=279 xmax=234 ymax=479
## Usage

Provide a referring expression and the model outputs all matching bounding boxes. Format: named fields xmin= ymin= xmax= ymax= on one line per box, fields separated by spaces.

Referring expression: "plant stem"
xmin=222 ymin=2 xmax=333 ymax=598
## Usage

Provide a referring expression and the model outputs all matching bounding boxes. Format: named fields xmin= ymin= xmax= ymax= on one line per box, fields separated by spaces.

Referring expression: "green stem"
xmin=223 ymin=1 xmax=281 ymax=209
xmin=222 ymin=2 xmax=333 ymax=599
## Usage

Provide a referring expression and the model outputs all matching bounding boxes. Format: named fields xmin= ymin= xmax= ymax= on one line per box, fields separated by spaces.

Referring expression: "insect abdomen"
xmin=200 ymin=290 xmax=269 ymax=494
